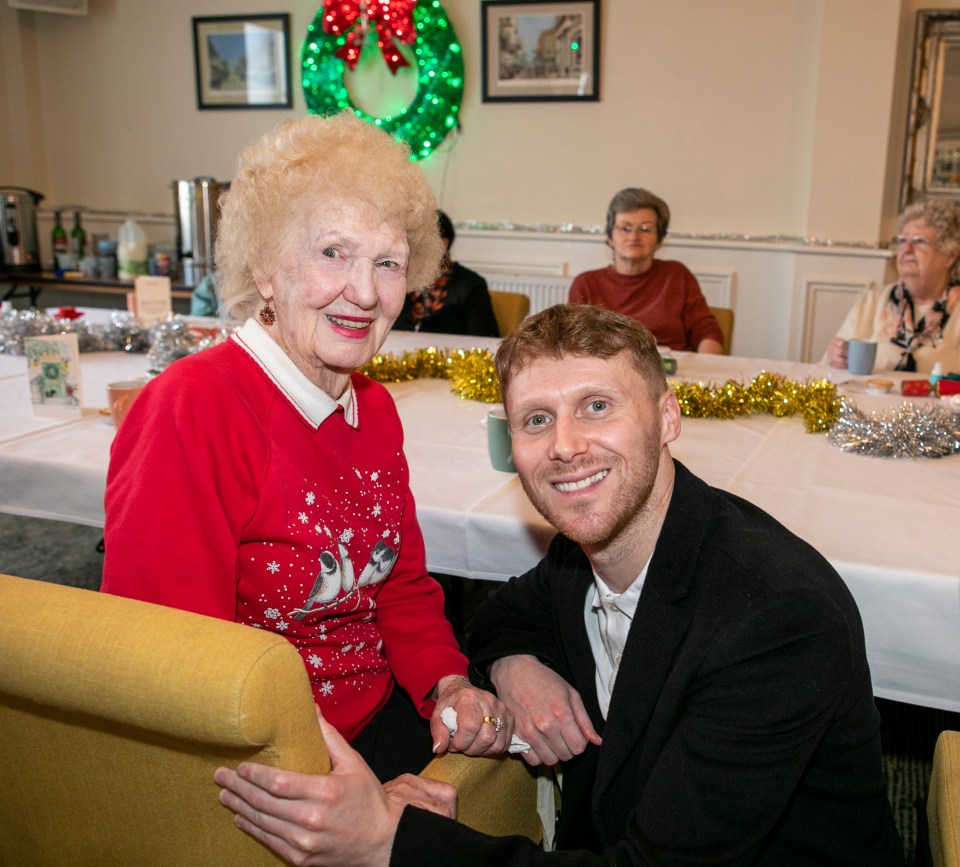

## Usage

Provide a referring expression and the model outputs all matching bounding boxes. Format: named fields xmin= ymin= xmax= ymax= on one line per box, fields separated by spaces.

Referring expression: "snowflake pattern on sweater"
xmin=240 ymin=463 xmax=404 ymax=710
xmin=103 ymin=320 xmax=468 ymax=743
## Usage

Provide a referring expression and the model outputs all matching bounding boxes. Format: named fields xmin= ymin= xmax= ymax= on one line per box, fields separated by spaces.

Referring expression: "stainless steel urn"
xmin=0 ymin=187 xmax=44 ymax=272
xmin=171 ymin=177 xmax=226 ymax=286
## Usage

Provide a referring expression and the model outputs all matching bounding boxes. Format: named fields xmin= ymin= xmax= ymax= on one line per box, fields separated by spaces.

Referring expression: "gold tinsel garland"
xmin=360 ymin=347 xmax=502 ymax=402
xmin=673 ymin=371 xmax=842 ymax=433
xmin=360 ymin=349 xmax=842 ymax=432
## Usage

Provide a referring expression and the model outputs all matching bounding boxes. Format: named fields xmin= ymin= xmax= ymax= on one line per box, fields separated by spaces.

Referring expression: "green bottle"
xmin=70 ymin=211 xmax=86 ymax=259
xmin=51 ymin=210 xmax=68 ymax=274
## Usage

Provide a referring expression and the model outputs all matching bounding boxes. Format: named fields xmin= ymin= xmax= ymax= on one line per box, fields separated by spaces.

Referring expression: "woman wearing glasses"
xmin=568 ymin=187 xmax=723 ymax=353
xmin=826 ymin=200 xmax=960 ymax=372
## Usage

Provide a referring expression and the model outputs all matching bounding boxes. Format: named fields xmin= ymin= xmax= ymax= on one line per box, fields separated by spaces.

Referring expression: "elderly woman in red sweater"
xmin=101 ymin=112 xmax=511 ymax=781
xmin=569 ymin=187 xmax=723 ymax=353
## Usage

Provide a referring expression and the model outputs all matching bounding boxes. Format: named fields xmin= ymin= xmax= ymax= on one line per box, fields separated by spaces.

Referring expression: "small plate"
xmin=865 ymin=380 xmax=894 ymax=395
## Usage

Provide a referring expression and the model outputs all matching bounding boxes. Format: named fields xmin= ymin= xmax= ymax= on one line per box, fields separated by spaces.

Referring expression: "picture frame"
xmin=192 ymin=14 xmax=292 ymax=110
xmin=8 ymin=0 xmax=88 ymax=14
xmin=481 ymin=0 xmax=600 ymax=103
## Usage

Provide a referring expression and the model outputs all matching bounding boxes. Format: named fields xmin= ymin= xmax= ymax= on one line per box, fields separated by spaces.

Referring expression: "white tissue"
xmin=440 ymin=706 xmax=530 ymax=754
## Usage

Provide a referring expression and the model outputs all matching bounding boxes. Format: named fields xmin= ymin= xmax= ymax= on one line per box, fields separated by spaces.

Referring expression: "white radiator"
xmin=480 ymin=273 xmax=572 ymax=315
xmin=473 ymin=267 xmax=733 ymax=318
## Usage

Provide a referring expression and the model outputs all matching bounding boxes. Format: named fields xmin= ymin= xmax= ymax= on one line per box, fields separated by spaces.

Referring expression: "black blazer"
xmin=392 ymin=462 xmax=904 ymax=866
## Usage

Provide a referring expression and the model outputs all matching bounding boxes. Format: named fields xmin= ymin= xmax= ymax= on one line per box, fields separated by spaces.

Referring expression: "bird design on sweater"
xmin=291 ymin=539 xmax=396 ymax=620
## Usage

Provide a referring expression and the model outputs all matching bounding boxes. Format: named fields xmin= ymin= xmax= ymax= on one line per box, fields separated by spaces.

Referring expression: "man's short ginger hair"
xmin=495 ymin=304 xmax=668 ymax=405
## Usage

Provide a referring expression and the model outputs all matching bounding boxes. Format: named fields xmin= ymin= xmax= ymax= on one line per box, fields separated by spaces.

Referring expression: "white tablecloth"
xmin=0 ymin=333 xmax=957 ymax=711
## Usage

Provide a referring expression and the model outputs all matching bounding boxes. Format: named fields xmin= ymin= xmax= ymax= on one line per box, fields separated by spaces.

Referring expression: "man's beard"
xmin=519 ymin=427 xmax=662 ymax=550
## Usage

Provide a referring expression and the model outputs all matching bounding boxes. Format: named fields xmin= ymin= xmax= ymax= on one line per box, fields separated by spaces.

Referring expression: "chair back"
xmin=929 ymin=729 xmax=960 ymax=867
xmin=489 ymin=290 xmax=531 ymax=336
xmin=708 ymin=306 xmax=735 ymax=355
xmin=0 ymin=572 xmax=329 ymax=866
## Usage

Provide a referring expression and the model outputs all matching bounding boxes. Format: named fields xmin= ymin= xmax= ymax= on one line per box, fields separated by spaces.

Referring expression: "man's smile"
xmin=552 ymin=469 xmax=609 ymax=493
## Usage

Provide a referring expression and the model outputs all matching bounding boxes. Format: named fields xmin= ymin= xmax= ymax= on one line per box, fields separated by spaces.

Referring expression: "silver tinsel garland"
xmin=828 ymin=400 xmax=960 ymax=459
xmin=0 ymin=309 xmax=232 ymax=370
xmin=455 ymin=221 xmax=885 ymax=250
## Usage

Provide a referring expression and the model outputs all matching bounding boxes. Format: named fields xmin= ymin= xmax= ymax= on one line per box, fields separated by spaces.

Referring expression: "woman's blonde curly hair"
xmin=216 ymin=111 xmax=443 ymax=321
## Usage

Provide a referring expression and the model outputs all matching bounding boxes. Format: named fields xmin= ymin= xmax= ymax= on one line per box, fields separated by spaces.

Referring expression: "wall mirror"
xmin=902 ymin=10 xmax=960 ymax=207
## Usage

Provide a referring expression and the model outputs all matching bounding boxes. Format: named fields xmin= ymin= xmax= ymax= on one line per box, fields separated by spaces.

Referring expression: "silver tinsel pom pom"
xmin=147 ymin=318 xmax=231 ymax=370
xmin=828 ymin=400 xmax=960 ymax=458
xmin=0 ymin=309 xmax=231 ymax=369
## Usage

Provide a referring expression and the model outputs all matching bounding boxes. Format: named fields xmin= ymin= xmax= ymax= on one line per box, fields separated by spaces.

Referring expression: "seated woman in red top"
xmin=569 ymin=187 xmax=723 ymax=353
xmin=101 ymin=112 xmax=511 ymax=782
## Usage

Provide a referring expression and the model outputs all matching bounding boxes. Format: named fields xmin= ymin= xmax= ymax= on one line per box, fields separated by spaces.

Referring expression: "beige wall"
xmin=0 ymin=0 xmax=948 ymax=247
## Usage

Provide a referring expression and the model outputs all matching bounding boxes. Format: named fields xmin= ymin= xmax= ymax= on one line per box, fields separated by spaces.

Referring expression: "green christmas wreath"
xmin=302 ymin=1 xmax=464 ymax=161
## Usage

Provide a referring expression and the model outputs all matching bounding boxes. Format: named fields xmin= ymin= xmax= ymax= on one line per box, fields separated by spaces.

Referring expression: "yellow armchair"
xmin=930 ymin=729 xmax=960 ymax=867
xmin=489 ymin=290 xmax=531 ymax=337
xmin=708 ymin=306 xmax=735 ymax=355
xmin=0 ymin=572 xmax=539 ymax=866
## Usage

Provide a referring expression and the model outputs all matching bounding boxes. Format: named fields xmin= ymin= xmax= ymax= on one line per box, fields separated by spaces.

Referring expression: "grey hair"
xmin=899 ymin=199 xmax=960 ymax=283
xmin=605 ymin=188 xmax=671 ymax=241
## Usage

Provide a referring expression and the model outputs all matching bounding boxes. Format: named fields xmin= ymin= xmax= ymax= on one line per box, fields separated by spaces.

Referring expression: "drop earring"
xmin=259 ymin=301 xmax=276 ymax=326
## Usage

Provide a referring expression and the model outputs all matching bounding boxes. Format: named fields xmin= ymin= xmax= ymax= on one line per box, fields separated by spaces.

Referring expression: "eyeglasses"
xmin=890 ymin=235 xmax=935 ymax=250
xmin=613 ymin=223 xmax=657 ymax=236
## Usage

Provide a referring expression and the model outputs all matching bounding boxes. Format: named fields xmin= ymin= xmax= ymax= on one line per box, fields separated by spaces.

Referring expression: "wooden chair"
xmin=0 ymin=573 xmax=540 ymax=866
xmin=708 ymin=306 xmax=735 ymax=355
xmin=929 ymin=730 xmax=960 ymax=867
xmin=489 ymin=290 xmax=531 ymax=337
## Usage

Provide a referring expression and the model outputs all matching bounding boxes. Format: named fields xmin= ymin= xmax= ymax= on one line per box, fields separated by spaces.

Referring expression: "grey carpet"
xmin=2 ymin=511 xmax=956 ymax=864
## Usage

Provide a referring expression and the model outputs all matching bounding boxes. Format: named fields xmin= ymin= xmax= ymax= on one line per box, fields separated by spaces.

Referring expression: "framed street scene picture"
xmin=481 ymin=0 xmax=600 ymax=102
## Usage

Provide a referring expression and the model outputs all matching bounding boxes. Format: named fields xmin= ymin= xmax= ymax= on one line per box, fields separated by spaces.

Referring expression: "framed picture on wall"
xmin=192 ymin=14 xmax=292 ymax=110
xmin=481 ymin=0 xmax=600 ymax=102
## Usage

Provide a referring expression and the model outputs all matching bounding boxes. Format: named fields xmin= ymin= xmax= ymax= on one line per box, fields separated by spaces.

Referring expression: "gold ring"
xmin=483 ymin=715 xmax=504 ymax=732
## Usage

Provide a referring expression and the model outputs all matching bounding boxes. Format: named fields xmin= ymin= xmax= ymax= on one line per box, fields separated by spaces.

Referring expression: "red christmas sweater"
xmin=102 ymin=319 xmax=468 ymax=741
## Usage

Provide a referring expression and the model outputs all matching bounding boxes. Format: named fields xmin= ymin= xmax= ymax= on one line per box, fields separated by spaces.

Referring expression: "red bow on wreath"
xmin=321 ymin=0 xmax=419 ymax=74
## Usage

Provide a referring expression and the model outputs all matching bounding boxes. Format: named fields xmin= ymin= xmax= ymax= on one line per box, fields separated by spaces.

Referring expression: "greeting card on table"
xmin=134 ymin=275 xmax=172 ymax=326
xmin=24 ymin=333 xmax=82 ymax=418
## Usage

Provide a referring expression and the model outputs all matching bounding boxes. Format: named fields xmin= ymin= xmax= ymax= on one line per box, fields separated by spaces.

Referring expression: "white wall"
xmin=0 ymin=0 xmax=949 ymax=359
xmin=0 ymin=0 xmax=934 ymax=241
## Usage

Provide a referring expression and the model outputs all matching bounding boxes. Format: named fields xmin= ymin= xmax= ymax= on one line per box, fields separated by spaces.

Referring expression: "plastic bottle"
xmin=51 ymin=211 xmax=68 ymax=274
xmin=69 ymin=211 xmax=86 ymax=259
xmin=117 ymin=218 xmax=148 ymax=280
xmin=930 ymin=362 xmax=945 ymax=393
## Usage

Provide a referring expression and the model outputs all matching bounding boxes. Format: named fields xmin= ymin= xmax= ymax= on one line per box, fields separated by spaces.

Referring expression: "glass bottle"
xmin=70 ymin=211 xmax=86 ymax=259
xmin=51 ymin=210 xmax=68 ymax=273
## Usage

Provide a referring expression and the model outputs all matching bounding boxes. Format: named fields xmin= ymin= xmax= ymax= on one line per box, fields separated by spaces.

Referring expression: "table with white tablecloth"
xmin=0 ymin=329 xmax=957 ymax=712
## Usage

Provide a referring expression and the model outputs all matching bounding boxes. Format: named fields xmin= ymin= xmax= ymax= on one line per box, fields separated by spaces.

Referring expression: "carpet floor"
xmin=2 ymin=511 xmax=956 ymax=864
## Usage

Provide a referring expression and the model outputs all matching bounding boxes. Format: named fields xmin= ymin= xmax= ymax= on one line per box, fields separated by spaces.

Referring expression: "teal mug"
xmin=487 ymin=407 xmax=516 ymax=472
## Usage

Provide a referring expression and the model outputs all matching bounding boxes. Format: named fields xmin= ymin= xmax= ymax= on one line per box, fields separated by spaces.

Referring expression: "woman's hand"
xmin=826 ymin=338 xmax=849 ymax=368
xmin=696 ymin=337 xmax=724 ymax=355
xmin=383 ymin=773 xmax=457 ymax=819
xmin=429 ymin=674 xmax=514 ymax=756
